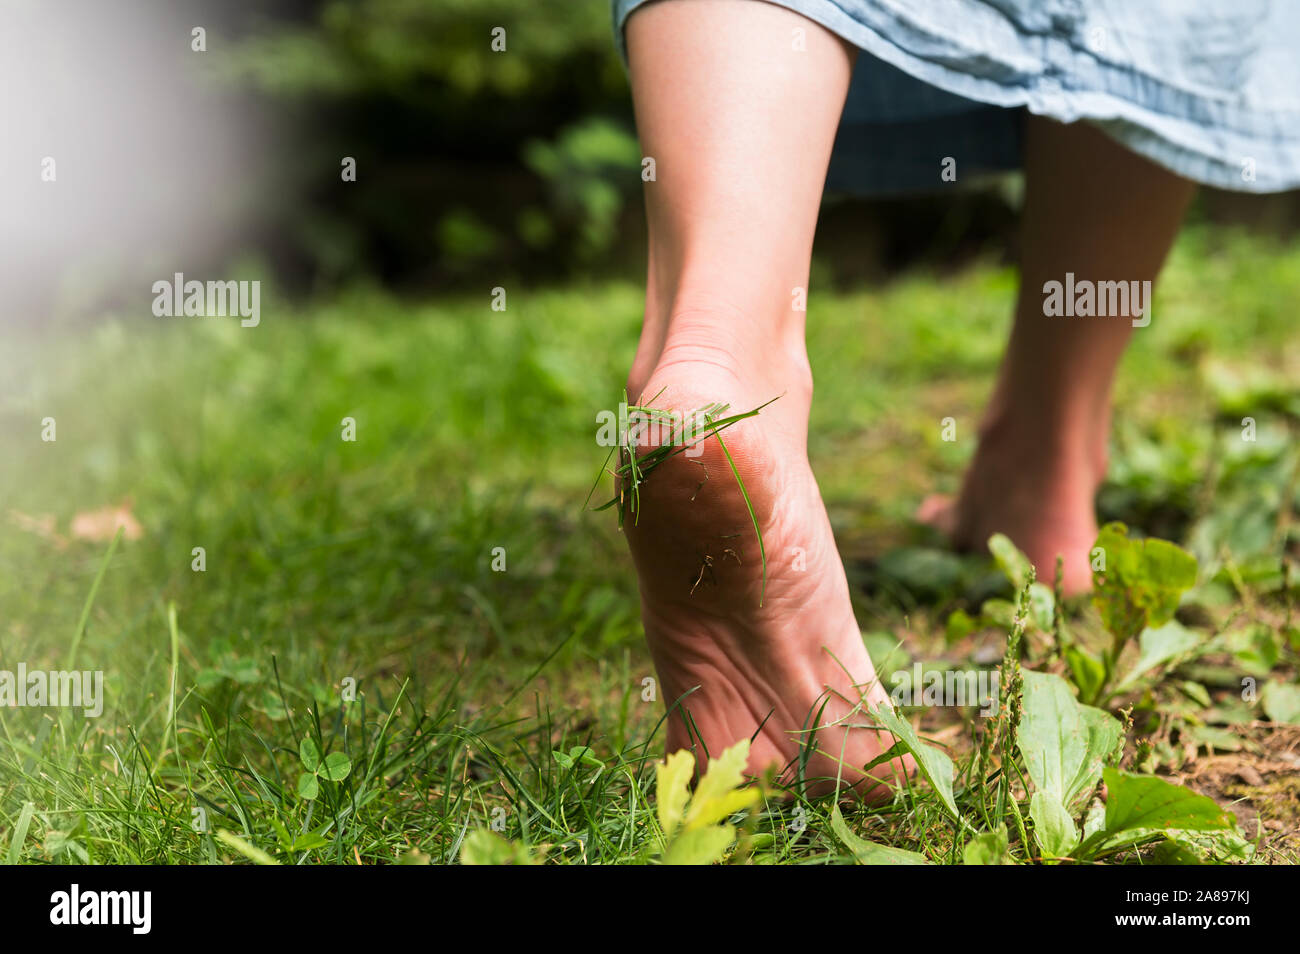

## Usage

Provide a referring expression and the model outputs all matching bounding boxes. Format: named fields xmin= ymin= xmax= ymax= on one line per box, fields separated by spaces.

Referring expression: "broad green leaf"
xmin=1086 ymin=768 xmax=1236 ymax=855
xmin=1066 ymin=707 xmax=1122 ymax=800
xmin=1163 ymin=829 xmax=1254 ymax=864
xmin=320 ymin=751 xmax=352 ymax=782
xmin=299 ymin=737 xmax=321 ymax=773
xmin=655 ymin=749 xmax=694 ymax=840
xmin=1091 ymin=523 xmax=1198 ymax=643
xmin=1261 ymin=680 xmax=1300 ymax=724
xmin=1018 ymin=671 xmax=1122 ymax=810
xmin=963 ymin=825 xmax=1013 ymax=865
xmin=460 ymin=829 xmax=538 ymax=866
xmin=683 ymin=740 xmax=757 ymax=830
xmin=869 ymin=705 xmax=958 ymax=820
xmin=297 ymin=772 xmax=320 ymax=800
xmin=1114 ymin=620 xmax=1204 ymax=693
xmin=830 ymin=805 xmax=930 ymax=865
xmin=1076 ymin=774 xmax=1237 ymax=863
xmin=1149 ymin=838 xmax=1207 ymax=865
xmin=1090 ymin=822 xmax=1251 ymax=862
xmin=661 ymin=824 xmax=737 ymax=866
xmin=1029 ymin=791 xmax=1078 ymax=858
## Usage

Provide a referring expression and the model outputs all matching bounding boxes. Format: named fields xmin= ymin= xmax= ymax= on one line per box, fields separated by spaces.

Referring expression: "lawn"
xmin=1 ymin=226 xmax=1297 ymax=864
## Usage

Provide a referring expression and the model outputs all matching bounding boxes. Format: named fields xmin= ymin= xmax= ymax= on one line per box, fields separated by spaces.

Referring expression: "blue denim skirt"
xmin=612 ymin=0 xmax=1300 ymax=194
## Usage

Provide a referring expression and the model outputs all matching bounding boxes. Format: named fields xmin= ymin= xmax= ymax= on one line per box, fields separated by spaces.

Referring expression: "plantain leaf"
xmin=1019 ymin=670 xmax=1122 ymax=810
xmin=1029 ymin=791 xmax=1078 ymax=858
xmin=869 ymin=705 xmax=958 ymax=820
xmin=830 ymin=805 xmax=930 ymax=865
xmin=1077 ymin=768 xmax=1238 ymax=858
xmin=1102 ymin=768 xmax=1235 ymax=834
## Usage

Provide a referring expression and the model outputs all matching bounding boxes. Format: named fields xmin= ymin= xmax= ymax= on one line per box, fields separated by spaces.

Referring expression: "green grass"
xmin=1 ymin=226 xmax=1298 ymax=864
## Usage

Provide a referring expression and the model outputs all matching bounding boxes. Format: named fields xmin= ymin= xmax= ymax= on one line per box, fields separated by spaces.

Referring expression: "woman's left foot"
xmin=918 ymin=418 xmax=1104 ymax=595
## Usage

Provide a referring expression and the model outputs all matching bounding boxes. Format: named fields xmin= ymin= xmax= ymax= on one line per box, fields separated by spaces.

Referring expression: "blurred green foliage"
xmin=223 ymin=0 xmax=622 ymax=98
xmin=212 ymin=0 xmax=641 ymax=285
xmin=523 ymin=118 xmax=643 ymax=259
xmin=196 ymin=0 xmax=1300 ymax=293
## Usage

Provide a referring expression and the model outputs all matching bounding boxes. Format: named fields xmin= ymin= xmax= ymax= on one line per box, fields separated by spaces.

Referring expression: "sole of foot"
xmin=621 ymin=347 xmax=912 ymax=799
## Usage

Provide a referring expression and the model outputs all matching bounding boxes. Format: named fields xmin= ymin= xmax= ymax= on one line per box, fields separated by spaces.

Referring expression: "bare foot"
xmin=622 ymin=336 xmax=909 ymax=798
xmin=918 ymin=416 xmax=1104 ymax=595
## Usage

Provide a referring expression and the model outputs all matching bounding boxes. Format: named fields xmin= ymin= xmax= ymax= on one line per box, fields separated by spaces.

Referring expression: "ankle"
xmin=631 ymin=296 xmax=812 ymax=408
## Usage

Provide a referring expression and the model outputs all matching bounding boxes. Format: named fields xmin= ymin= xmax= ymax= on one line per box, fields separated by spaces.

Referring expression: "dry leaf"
xmin=69 ymin=499 xmax=143 ymax=542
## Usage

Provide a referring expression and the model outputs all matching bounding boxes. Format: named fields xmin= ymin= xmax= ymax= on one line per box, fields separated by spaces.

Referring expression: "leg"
xmin=622 ymin=0 xmax=905 ymax=794
xmin=922 ymin=117 xmax=1196 ymax=593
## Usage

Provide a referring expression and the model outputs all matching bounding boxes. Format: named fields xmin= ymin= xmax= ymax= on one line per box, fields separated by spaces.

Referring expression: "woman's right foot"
xmin=622 ymin=330 xmax=910 ymax=798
